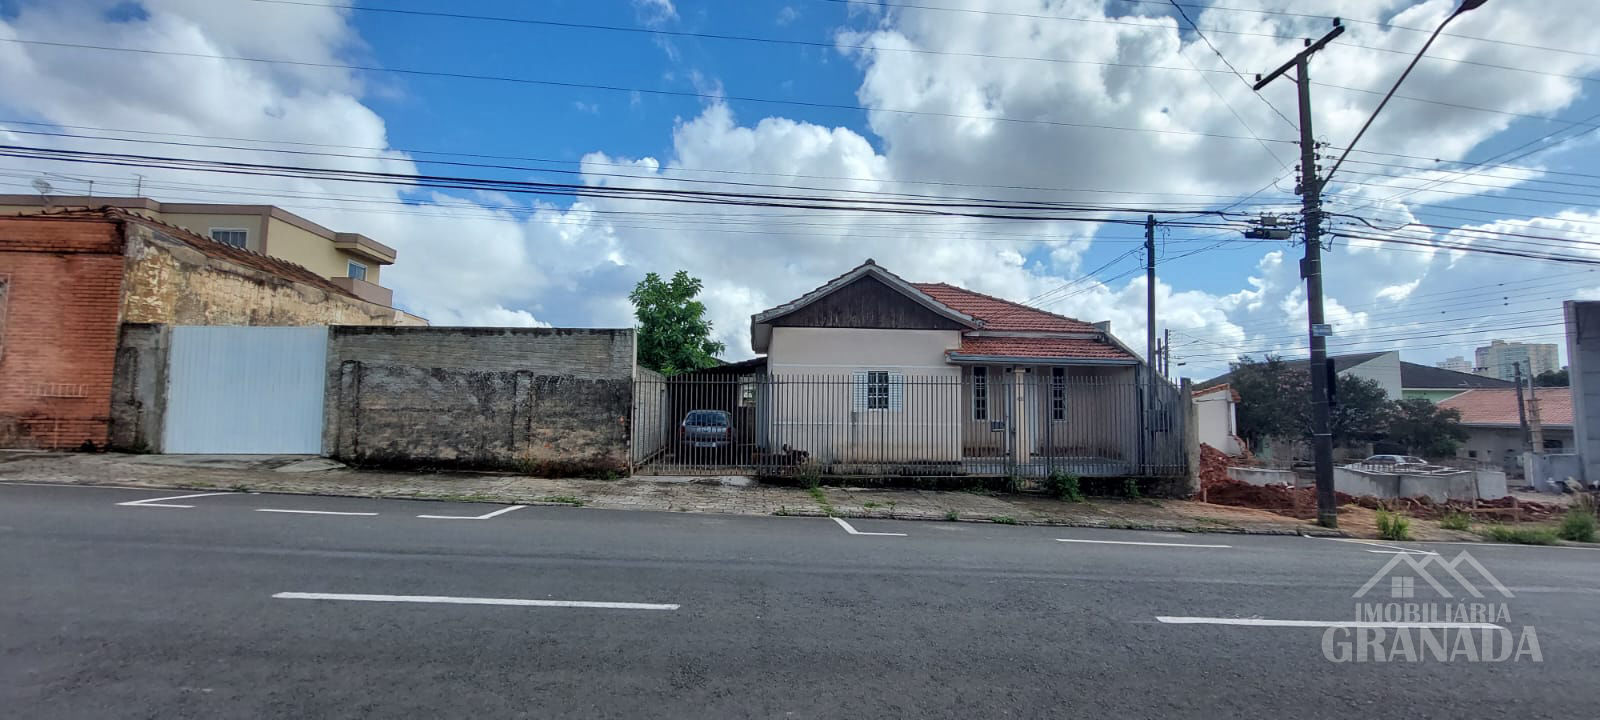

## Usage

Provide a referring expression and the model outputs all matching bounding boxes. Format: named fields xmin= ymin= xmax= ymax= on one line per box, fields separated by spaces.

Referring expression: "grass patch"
xmin=1375 ymin=509 xmax=1413 ymax=541
xmin=1044 ymin=472 xmax=1083 ymax=502
xmin=538 ymin=495 xmax=586 ymax=507
xmin=989 ymin=515 xmax=1019 ymax=525
xmin=774 ymin=505 xmax=790 ymax=516
xmin=1122 ymin=478 xmax=1141 ymax=500
xmin=806 ymin=486 xmax=837 ymax=516
xmin=862 ymin=501 xmax=882 ymax=509
xmin=944 ymin=509 xmax=960 ymax=521
xmin=1480 ymin=524 xmax=1559 ymax=545
xmin=1194 ymin=516 xmax=1233 ymax=526
xmin=1438 ymin=511 xmax=1472 ymax=531
xmin=1558 ymin=508 xmax=1596 ymax=543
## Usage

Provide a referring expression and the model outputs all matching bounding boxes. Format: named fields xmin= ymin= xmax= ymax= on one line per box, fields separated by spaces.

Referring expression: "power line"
xmin=0 ymin=36 xmax=1317 ymax=146
xmin=1166 ymin=0 xmax=1297 ymax=133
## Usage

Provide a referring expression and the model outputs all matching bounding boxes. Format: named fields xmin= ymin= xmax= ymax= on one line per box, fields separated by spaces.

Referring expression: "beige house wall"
xmin=766 ymin=327 xmax=963 ymax=463
xmin=159 ymin=211 xmax=269 ymax=253
xmin=264 ymin=216 xmax=381 ymax=284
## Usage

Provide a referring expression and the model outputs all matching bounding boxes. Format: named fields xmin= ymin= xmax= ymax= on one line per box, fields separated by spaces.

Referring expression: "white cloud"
xmin=777 ymin=6 xmax=800 ymax=26
xmin=2 ymin=0 xmax=1597 ymax=378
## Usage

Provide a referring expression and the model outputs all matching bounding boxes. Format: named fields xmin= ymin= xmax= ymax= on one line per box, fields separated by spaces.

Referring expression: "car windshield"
xmin=686 ymin=411 xmax=729 ymax=426
xmin=1402 ymin=457 xmax=1426 ymax=464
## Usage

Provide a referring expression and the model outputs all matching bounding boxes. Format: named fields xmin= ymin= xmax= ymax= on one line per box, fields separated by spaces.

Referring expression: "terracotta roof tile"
xmin=1438 ymin=388 xmax=1572 ymax=427
xmin=952 ymin=335 xmax=1132 ymax=361
xmin=912 ymin=282 xmax=1099 ymax=332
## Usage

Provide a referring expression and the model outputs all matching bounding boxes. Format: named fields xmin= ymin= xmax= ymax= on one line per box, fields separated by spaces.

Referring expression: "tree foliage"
xmin=1385 ymin=398 xmax=1470 ymax=457
xmin=629 ymin=270 xmax=726 ymax=376
xmin=1534 ymin=368 xmax=1569 ymax=387
xmin=1226 ymin=355 xmax=1465 ymax=456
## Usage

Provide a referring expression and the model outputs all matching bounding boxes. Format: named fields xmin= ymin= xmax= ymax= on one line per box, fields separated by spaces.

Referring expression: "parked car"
xmin=679 ymin=410 xmax=734 ymax=458
xmin=1357 ymin=454 xmax=1427 ymax=467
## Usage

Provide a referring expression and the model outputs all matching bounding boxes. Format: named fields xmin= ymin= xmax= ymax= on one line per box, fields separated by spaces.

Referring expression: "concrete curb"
xmin=5 ymin=476 xmax=1357 ymax=538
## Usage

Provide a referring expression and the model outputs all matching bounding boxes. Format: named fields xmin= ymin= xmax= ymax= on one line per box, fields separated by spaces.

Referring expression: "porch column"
xmin=1012 ymin=366 xmax=1029 ymax=468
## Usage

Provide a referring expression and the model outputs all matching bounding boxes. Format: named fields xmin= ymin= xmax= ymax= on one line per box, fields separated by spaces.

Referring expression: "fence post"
xmin=1180 ymin=378 xmax=1200 ymax=497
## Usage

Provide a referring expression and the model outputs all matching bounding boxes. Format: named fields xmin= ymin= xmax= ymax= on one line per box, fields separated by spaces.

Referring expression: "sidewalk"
xmin=0 ymin=451 xmax=1344 ymax=536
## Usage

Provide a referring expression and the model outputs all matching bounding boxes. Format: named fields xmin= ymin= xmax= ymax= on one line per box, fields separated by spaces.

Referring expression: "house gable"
xmin=769 ymin=274 xmax=969 ymax=331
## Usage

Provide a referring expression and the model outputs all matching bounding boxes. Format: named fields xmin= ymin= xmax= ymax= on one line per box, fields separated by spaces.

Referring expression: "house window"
xmin=1468 ymin=450 xmax=1477 ymax=458
xmin=347 ymin=260 xmax=368 ymax=281
xmin=1543 ymin=438 xmax=1563 ymax=451
xmin=1050 ymin=367 xmax=1067 ymax=421
xmin=209 ymin=228 xmax=248 ymax=248
xmin=853 ymin=370 xmax=903 ymax=411
xmin=972 ymin=366 xmax=988 ymax=420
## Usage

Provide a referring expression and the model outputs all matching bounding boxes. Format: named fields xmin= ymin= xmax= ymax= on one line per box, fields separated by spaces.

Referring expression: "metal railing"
xmin=631 ymin=372 xmax=1186 ymax=480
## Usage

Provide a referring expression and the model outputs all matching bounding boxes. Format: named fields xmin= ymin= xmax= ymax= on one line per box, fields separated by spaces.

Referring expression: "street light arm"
xmin=1323 ymin=3 xmax=1481 ymax=186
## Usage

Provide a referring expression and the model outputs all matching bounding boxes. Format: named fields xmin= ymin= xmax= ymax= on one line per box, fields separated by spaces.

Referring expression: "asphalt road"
xmin=2 ymin=482 xmax=1598 ymax=719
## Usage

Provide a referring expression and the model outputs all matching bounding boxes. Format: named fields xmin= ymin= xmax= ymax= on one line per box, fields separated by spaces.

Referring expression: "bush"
xmin=1045 ymin=472 xmax=1083 ymax=502
xmin=1481 ymin=524 xmax=1559 ymax=545
xmin=1558 ymin=508 xmax=1596 ymax=543
xmin=1376 ymin=509 xmax=1413 ymax=541
xmin=1123 ymin=478 xmax=1141 ymax=500
xmin=1438 ymin=511 xmax=1471 ymax=531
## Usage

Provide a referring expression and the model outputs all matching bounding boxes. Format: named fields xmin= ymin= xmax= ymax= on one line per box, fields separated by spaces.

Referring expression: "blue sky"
xmin=2 ymin=0 xmax=1599 ymax=377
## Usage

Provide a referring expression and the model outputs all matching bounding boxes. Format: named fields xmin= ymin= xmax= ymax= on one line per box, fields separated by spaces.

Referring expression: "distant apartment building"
xmin=0 ymin=195 xmax=423 ymax=323
xmin=1474 ymin=339 xmax=1559 ymax=381
xmin=1436 ymin=356 xmax=1472 ymax=374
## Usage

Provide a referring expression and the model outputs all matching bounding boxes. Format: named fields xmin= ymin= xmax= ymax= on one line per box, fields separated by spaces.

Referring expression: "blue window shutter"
xmin=852 ymin=371 xmax=868 ymax=411
xmin=889 ymin=372 xmax=905 ymax=411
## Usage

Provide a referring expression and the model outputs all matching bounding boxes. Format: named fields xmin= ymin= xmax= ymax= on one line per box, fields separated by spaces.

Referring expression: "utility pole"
xmin=1163 ymin=328 xmax=1171 ymax=377
xmin=1253 ymin=22 xmax=1345 ymax=528
xmin=1145 ymin=214 xmax=1157 ymax=369
xmin=1514 ymin=362 xmax=1531 ymax=451
xmin=1528 ymin=371 xmax=1545 ymax=452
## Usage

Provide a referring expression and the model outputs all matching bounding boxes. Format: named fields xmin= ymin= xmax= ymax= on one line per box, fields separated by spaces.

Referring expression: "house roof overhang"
xmin=749 ymin=259 xmax=980 ymax=353
xmin=945 ymin=354 xmax=1138 ymax=366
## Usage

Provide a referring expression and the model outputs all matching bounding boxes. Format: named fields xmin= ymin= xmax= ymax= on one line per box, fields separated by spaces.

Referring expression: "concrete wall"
xmin=120 ymin=223 xmax=394 ymax=327
xmin=1227 ymin=467 xmax=1295 ymax=486
xmin=1456 ymin=426 xmax=1575 ymax=473
xmin=1523 ymin=452 xmax=1581 ymax=493
xmin=1565 ymin=301 xmax=1600 ymax=485
xmin=107 ymin=323 xmax=170 ymax=452
xmin=0 ymin=216 xmax=126 ymax=448
xmin=323 ymin=327 xmax=635 ymax=472
xmin=1334 ymin=467 xmax=1496 ymax=502
xmin=1195 ymin=390 xmax=1242 ymax=454
xmin=767 ymin=327 xmax=962 ymax=374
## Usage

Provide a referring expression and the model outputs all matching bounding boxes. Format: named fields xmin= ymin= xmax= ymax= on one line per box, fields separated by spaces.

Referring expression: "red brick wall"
xmin=0 ymin=217 xmax=126 ymax=449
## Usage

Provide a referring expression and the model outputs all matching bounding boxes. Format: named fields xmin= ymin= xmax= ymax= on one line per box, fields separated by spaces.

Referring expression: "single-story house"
xmin=1439 ymin=387 xmax=1573 ymax=472
xmin=742 ymin=259 xmax=1181 ymax=477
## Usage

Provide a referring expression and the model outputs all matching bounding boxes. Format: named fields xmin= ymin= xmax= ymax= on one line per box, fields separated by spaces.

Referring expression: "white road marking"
xmin=1420 ymin=541 xmax=1600 ymax=551
xmin=831 ymin=516 xmax=906 ymax=537
xmin=272 ymin=592 xmax=679 ymax=610
xmin=1057 ymin=538 xmax=1231 ymax=548
xmin=1155 ymin=616 xmax=1501 ymax=629
xmin=1 ymin=482 xmax=154 ymax=490
xmin=116 ymin=492 xmax=231 ymax=509
xmin=417 ymin=505 xmax=525 ymax=520
xmin=1322 ymin=537 xmax=1437 ymax=555
xmin=255 ymin=509 xmax=377 ymax=516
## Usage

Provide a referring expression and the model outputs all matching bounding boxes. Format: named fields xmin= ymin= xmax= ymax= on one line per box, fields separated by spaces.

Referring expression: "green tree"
xmin=1385 ymin=397 xmax=1469 ymax=457
xmin=629 ymin=270 xmax=726 ymax=375
xmin=1228 ymin=355 xmax=1394 ymax=450
xmin=1534 ymin=368 xmax=1569 ymax=387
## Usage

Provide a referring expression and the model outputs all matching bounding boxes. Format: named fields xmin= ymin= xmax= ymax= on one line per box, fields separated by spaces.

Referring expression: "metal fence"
xmin=631 ymin=372 xmax=1186 ymax=480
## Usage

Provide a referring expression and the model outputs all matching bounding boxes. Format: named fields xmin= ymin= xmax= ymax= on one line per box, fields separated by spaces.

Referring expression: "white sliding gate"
xmin=162 ymin=326 xmax=328 ymax=454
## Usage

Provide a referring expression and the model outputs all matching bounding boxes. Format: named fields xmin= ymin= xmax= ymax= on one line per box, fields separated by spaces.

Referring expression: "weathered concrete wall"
xmin=1227 ymin=467 xmax=1295 ymax=486
xmin=1335 ymin=467 xmax=1492 ymax=501
xmin=108 ymin=323 xmax=170 ymax=452
xmin=329 ymin=364 xmax=630 ymax=473
xmin=1475 ymin=469 xmax=1509 ymax=499
xmin=1523 ymin=452 xmax=1581 ymax=493
xmin=121 ymin=223 xmax=394 ymax=327
xmin=323 ymin=327 xmax=635 ymax=473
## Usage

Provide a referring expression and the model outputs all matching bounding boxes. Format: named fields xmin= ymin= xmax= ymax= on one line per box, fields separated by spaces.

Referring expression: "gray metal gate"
xmin=163 ymin=326 xmax=328 ymax=454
